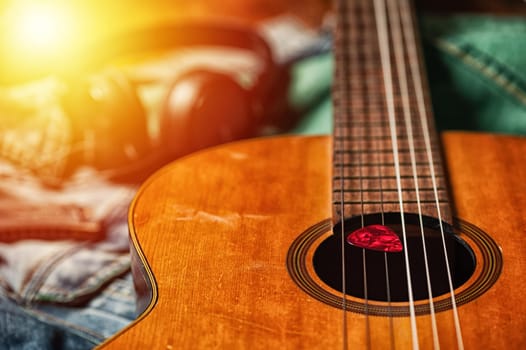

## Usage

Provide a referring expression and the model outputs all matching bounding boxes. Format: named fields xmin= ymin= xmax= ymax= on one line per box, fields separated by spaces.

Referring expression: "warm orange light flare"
xmin=1 ymin=1 xmax=84 ymax=81
xmin=1 ymin=0 xmax=187 ymax=81
xmin=6 ymin=3 xmax=74 ymax=54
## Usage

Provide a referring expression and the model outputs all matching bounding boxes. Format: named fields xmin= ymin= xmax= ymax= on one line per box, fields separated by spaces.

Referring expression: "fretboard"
xmin=332 ymin=0 xmax=452 ymax=224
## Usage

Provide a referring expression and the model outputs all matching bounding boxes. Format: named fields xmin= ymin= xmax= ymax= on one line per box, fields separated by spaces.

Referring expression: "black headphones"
xmin=58 ymin=21 xmax=292 ymax=182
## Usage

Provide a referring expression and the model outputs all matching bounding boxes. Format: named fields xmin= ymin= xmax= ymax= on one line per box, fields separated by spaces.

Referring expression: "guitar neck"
xmin=332 ymin=0 xmax=452 ymax=224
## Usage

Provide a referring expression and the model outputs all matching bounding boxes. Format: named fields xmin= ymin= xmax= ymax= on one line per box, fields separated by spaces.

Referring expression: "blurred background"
xmin=0 ymin=0 xmax=330 ymax=185
xmin=1 ymin=0 xmax=522 ymax=83
xmin=0 ymin=0 xmax=331 ymax=83
xmin=0 ymin=0 xmax=524 ymax=185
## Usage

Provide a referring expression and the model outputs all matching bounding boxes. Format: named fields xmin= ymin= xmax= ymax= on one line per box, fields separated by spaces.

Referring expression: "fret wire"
xmin=333 ymin=161 xmax=441 ymax=167
xmin=334 ymin=118 xmax=387 ymax=124
xmin=332 ymin=0 xmax=450 ymax=222
xmin=334 ymin=175 xmax=443 ymax=180
xmin=335 ymin=148 xmax=439 ymax=154
xmin=336 ymin=136 xmax=439 ymax=144
xmin=333 ymin=187 xmax=447 ymax=193
xmin=334 ymin=135 xmax=432 ymax=141
xmin=335 ymin=200 xmax=449 ymax=205
xmin=333 ymin=103 xmax=436 ymax=116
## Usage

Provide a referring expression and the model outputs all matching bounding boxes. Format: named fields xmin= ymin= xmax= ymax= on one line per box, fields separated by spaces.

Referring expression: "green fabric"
xmin=289 ymin=53 xmax=333 ymax=135
xmin=289 ymin=15 xmax=526 ymax=136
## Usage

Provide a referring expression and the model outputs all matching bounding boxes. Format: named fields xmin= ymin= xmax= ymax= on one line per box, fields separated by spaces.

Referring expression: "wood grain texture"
xmin=99 ymin=132 xmax=526 ymax=349
xmin=441 ymin=131 xmax=526 ymax=350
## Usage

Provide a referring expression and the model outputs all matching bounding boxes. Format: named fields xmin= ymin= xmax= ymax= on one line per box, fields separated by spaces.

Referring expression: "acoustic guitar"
xmin=100 ymin=0 xmax=526 ymax=348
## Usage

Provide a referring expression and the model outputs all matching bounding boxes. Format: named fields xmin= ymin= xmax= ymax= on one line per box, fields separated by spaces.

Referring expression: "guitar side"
xmin=99 ymin=132 xmax=526 ymax=349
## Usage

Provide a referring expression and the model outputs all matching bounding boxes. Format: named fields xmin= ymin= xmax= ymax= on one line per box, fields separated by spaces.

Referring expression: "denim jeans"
xmin=0 ymin=273 xmax=135 ymax=350
xmin=0 ymin=165 xmax=137 ymax=349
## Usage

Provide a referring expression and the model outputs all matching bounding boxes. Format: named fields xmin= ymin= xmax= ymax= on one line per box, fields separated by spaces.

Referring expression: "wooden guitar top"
xmin=99 ymin=131 xmax=526 ymax=349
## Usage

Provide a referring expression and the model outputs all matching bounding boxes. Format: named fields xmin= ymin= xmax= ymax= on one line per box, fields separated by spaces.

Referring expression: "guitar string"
xmin=357 ymin=1 xmax=397 ymax=344
xmin=359 ymin=111 xmax=371 ymax=349
xmin=375 ymin=137 xmax=395 ymax=349
xmin=353 ymin=2 xmax=397 ymax=345
xmin=360 ymin=129 xmax=372 ymax=340
xmin=373 ymin=98 xmax=395 ymax=348
xmin=385 ymin=0 xmax=440 ymax=348
xmin=383 ymin=254 xmax=395 ymax=350
xmin=336 ymin=0 xmax=350 ymax=348
xmin=356 ymin=3 xmax=371 ymax=349
xmin=371 ymin=69 xmax=395 ymax=349
xmin=372 ymin=0 xmax=420 ymax=349
xmin=358 ymin=1 xmax=394 ymax=349
xmin=398 ymin=0 xmax=465 ymax=348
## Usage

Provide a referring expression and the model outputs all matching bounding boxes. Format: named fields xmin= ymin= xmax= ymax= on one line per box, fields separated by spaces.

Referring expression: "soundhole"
xmin=313 ymin=213 xmax=475 ymax=302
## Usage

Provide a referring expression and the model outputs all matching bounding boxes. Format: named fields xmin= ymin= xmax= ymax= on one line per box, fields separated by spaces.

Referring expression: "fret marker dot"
xmin=347 ymin=224 xmax=403 ymax=252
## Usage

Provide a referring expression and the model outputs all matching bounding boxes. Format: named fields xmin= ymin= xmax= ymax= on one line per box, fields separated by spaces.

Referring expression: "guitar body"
xmin=100 ymin=131 xmax=526 ymax=349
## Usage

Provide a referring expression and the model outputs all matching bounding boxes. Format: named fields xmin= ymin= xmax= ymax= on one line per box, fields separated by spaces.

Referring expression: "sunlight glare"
xmin=7 ymin=3 xmax=74 ymax=55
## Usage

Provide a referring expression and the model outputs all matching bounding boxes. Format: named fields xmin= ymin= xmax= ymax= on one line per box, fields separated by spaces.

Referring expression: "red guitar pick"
xmin=347 ymin=224 xmax=403 ymax=252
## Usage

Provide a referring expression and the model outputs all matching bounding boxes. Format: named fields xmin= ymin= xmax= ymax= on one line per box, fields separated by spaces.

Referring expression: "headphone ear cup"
xmin=160 ymin=69 xmax=257 ymax=160
xmin=61 ymin=69 xmax=151 ymax=174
